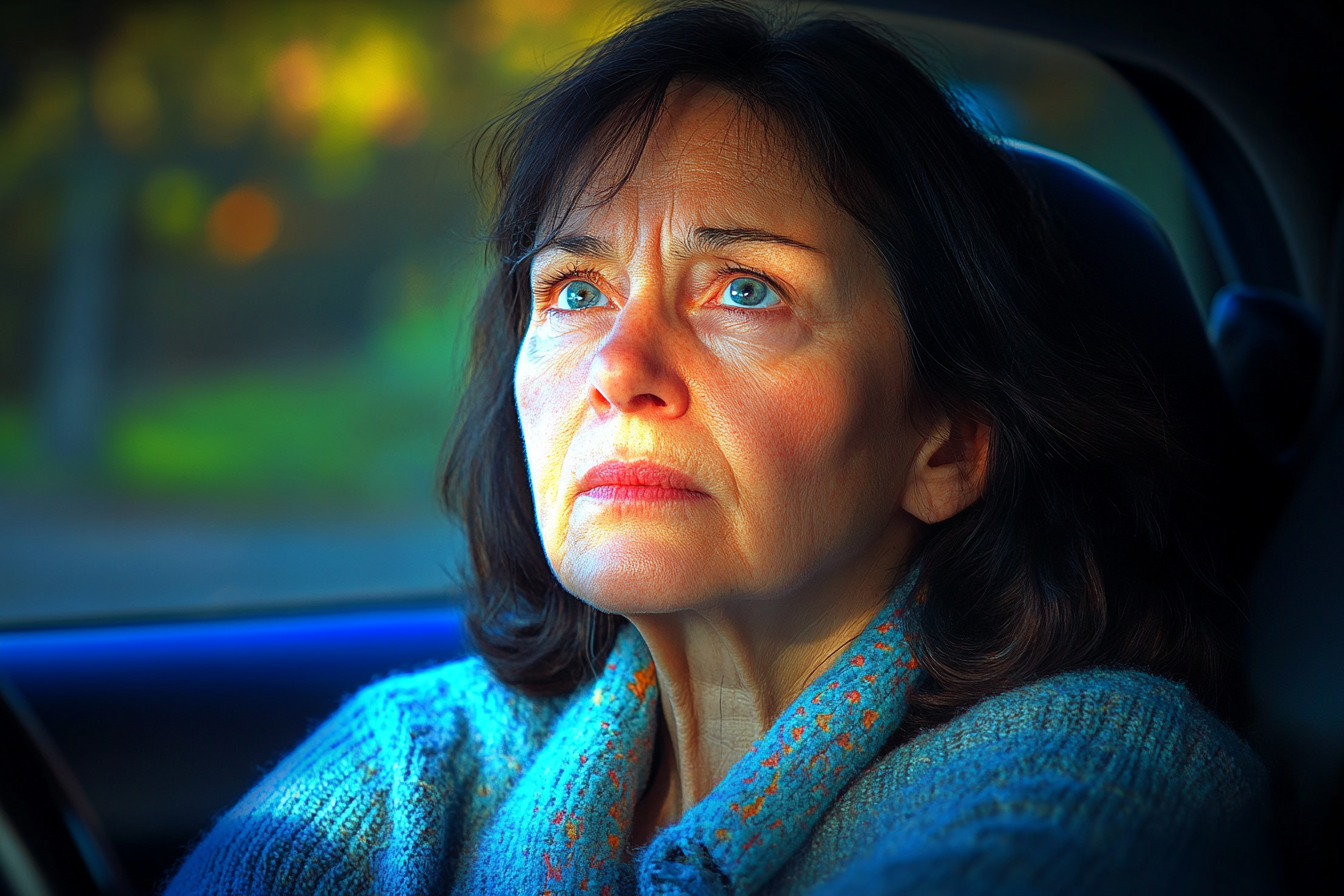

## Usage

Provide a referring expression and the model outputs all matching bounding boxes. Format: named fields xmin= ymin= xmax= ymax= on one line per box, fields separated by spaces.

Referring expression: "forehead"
xmin=558 ymin=84 xmax=835 ymax=240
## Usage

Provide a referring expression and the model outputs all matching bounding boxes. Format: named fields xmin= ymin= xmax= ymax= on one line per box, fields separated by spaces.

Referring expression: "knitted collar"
xmin=461 ymin=572 xmax=923 ymax=896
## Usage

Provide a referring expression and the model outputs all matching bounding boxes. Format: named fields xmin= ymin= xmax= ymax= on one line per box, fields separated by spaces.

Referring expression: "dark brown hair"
xmin=441 ymin=1 xmax=1241 ymax=727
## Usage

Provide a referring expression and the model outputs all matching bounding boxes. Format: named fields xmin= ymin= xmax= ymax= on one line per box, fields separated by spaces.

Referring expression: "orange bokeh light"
xmin=206 ymin=186 xmax=281 ymax=263
xmin=269 ymin=40 xmax=325 ymax=137
xmin=372 ymin=86 xmax=426 ymax=146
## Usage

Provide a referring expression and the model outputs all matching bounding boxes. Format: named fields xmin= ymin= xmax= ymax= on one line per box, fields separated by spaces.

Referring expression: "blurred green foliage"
xmin=105 ymin=265 xmax=479 ymax=508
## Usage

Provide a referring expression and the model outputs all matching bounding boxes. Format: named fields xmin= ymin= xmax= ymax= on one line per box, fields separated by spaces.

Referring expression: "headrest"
xmin=1209 ymin=284 xmax=1322 ymax=460
xmin=1000 ymin=141 xmax=1273 ymax=571
xmin=1000 ymin=141 xmax=1233 ymax=435
xmin=1001 ymin=141 xmax=1242 ymax=462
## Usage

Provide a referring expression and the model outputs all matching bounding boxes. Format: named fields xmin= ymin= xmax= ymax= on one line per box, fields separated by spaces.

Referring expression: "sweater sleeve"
xmin=162 ymin=661 xmax=486 ymax=896
xmin=802 ymin=670 xmax=1278 ymax=896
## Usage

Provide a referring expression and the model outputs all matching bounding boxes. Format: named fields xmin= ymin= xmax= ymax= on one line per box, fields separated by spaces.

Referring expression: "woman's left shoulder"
xmin=883 ymin=667 xmax=1266 ymax=812
xmin=955 ymin=668 xmax=1259 ymax=774
xmin=776 ymin=670 xmax=1276 ymax=896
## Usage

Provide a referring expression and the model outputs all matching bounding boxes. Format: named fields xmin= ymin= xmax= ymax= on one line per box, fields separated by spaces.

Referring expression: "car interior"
xmin=1 ymin=0 xmax=1340 ymax=894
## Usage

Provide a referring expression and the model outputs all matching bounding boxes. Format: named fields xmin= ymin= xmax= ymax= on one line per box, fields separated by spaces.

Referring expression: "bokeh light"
xmin=139 ymin=169 xmax=210 ymax=243
xmin=269 ymin=40 xmax=325 ymax=138
xmin=92 ymin=48 xmax=160 ymax=149
xmin=206 ymin=186 xmax=281 ymax=263
xmin=327 ymin=28 xmax=427 ymax=146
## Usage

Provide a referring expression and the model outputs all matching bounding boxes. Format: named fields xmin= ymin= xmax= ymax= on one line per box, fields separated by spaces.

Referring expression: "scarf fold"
xmin=459 ymin=624 xmax=660 ymax=896
xmin=636 ymin=573 xmax=923 ymax=895
xmin=461 ymin=572 xmax=922 ymax=896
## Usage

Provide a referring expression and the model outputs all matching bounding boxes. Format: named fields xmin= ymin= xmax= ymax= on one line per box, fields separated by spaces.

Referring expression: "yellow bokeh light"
xmin=267 ymin=25 xmax=428 ymax=156
xmin=206 ymin=185 xmax=281 ymax=264
xmin=325 ymin=28 xmax=427 ymax=145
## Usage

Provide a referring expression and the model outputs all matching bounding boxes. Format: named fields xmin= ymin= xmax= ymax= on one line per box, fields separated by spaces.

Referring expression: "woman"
xmin=166 ymin=4 xmax=1273 ymax=894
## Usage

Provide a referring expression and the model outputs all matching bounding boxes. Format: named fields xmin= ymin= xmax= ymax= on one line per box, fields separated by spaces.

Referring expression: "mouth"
xmin=576 ymin=460 xmax=708 ymax=503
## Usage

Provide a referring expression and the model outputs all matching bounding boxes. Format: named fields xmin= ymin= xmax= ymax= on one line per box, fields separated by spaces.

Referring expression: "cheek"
xmin=709 ymin=345 xmax=907 ymax=561
xmin=514 ymin=334 xmax=591 ymax=542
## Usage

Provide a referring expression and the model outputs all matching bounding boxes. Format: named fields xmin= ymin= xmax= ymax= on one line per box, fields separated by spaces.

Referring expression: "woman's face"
xmin=515 ymin=85 xmax=925 ymax=616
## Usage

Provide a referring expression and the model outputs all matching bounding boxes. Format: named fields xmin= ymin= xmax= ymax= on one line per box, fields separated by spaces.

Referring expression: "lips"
xmin=576 ymin=460 xmax=706 ymax=501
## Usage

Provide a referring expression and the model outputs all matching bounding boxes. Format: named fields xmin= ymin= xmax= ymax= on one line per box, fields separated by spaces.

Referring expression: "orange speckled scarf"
xmin=460 ymin=572 xmax=922 ymax=896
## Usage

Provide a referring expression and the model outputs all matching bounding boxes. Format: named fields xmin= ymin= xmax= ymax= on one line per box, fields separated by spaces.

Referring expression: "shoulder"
xmin=779 ymin=669 xmax=1275 ymax=896
xmin=874 ymin=667 xmax=1270 ymax=844
xmin=891 ymin=667 xmax=1264 ymax=805
xmin=165 ymin=656 xmax=571 ymax=895
xmin=892 ymin=666 xmax=1268 ymax=822
xmin=342 ymin=655 xmax=569 ymax=754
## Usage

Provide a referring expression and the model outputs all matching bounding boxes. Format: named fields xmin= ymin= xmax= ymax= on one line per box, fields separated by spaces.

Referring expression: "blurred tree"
xmin=40 ymin=106 xmax=122 ymax=467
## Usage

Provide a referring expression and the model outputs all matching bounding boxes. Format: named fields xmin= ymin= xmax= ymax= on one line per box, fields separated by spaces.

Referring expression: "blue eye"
xmin=557 ymin=280 xmax=608 ymax=310
xmin=720 ymin=276 xmax=779 ymax=308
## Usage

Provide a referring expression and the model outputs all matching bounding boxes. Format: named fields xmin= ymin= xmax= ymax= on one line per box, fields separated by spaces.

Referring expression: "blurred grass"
xmin=0 ymin=402 xmax=33 ymax=471
xmin=0 ymin=259 xmax=478 ymax=512
xmin=104 ymin=283 xmax=474 ymax=510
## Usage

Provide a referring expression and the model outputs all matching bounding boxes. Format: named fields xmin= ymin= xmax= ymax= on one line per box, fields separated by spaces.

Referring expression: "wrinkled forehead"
xmin=626 ymin=83 xmax=807 ymax=190
xmin=537 ymin=82 xmax=827 ymax=243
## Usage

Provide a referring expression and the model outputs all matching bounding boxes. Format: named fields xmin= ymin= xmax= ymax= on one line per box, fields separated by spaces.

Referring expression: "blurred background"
xmin=0 ymin=0 xmax=1219 ymax=625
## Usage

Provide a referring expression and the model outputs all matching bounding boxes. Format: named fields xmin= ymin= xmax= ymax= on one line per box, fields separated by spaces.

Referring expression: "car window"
xmin=0 ymin=0 xmax=1219 ymax=627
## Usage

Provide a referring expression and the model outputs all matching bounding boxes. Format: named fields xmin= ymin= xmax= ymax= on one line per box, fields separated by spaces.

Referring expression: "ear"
xmin=901 ymin=415 xmax=991 ymax=525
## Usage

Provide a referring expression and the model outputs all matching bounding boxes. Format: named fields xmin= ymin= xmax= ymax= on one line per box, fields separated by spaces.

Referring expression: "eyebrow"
xmin=534 ymin=226 xmax=819 ymax=261
xmin=542 ymin=233 xmax=615 ymax=258
xmin=677 ymin=226 xmax=820 ymax=256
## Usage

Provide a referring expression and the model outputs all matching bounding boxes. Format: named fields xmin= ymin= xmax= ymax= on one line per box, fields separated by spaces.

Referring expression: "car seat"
xmin=1003 ymin=141 xmax=1284 ymax=578
xmin=1208 ymin=284 xmax=1323 ymax=462
xmin=1004 ymin=140 xmax=1339 ymax=892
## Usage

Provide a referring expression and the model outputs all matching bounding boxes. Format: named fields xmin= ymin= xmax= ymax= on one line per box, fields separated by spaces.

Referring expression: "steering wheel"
xmin=0 ymin=675 xmax=131 ymax=896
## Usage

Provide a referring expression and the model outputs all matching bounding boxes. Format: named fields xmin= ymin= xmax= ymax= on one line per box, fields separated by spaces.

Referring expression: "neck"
xmin=625 ymin=527 xmax=914 ymax=844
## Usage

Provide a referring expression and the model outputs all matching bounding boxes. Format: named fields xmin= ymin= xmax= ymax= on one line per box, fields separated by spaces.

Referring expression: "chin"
xmin=557 ymin=539 xmax=728 ymax=616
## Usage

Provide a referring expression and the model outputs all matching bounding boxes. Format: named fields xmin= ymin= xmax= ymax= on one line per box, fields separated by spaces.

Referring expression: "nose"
xmin=587 ymin=301 xmax=690 ymax=418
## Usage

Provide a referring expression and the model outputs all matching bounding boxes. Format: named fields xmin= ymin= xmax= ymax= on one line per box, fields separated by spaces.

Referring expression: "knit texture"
xmin=164 ymin=590 xmax=1273 ymax=895
xmin=454 ymin=622 xmax=660 ymax=895
xmin=774 ymin=670 xmax=1277 ymax=896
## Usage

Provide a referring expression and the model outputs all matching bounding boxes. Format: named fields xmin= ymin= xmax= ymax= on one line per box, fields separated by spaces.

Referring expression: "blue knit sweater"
xmin=165 ymin=584 xmax=1275 ymax=895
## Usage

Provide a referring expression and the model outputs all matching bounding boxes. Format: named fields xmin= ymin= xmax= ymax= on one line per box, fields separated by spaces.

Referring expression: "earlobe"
xmin=900 ymin=416 xmax=991 ymax=525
